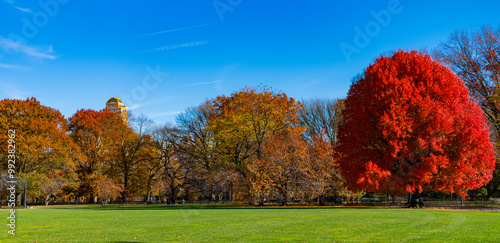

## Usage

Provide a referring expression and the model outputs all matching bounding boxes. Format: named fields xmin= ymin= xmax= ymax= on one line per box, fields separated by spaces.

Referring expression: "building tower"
xmin=105 ymin=97 xmax=128 ymax=122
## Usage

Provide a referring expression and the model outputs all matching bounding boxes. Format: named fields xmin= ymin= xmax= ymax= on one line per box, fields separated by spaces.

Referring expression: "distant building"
xmin=105 ymin=97 xmax=128 ymax=122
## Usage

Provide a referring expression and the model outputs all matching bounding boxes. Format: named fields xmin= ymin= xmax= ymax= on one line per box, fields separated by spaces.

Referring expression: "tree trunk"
xmin=45 ymin=195 xmax=53 ymax=207
xmin=408 ymin=192 xmax=424 ymax=208
xmin=89 ymin=192 xmax=96 ymax=203
xmin=16 ymin=191 xmax=22 ymax=207
xmin=121 ymin=173 xmax=129 ymax=203
xmin=170 ymin=186 xmax=176 ymax=204
xmin=280 ymin=187 xmax=288 ymax=206
xmin=318 ymin=195 xmax=325 ymax=206
xmin=408 ymin=193 xmax=417 ymax=208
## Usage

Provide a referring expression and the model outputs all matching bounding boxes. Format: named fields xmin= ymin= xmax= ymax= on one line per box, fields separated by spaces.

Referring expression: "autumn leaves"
xmin=337 ymin=50 xmax=496 ymax=201
xmin=0 ymin=98 xmax=79 ymax=205
xmin=180 ymin=86 xmax=343 ymax=205
xmin=0 ymin=50 xmax=497 ymax=206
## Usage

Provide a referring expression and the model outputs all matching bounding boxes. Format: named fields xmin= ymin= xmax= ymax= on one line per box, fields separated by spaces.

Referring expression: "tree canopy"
xmin=433 ymin=25 xmax=500 ymax=198
xmin=0 ymin=98 xmax=79 ymax=204
xmin=337 ymin=50 xmax=496 ymax=200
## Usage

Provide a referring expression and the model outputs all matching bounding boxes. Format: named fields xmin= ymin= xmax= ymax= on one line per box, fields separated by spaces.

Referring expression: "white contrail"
xmin=186 ymin=80 xmax=222 ymax=86
xmin=136 ymin=40 xmax=209 ymax=54
xmin=137 ymin=23 xmax=210 ymax=37
xmin=153 ymin=40 xmax=209 ymax=52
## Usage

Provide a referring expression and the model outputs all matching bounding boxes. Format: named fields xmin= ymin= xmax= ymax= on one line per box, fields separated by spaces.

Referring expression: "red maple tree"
xmin=337 ymin=50 xmax=496 ymax=205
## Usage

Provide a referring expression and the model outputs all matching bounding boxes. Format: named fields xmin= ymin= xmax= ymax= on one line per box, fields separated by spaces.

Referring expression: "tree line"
xmin=0 ymin=87 xmax=345 ymax=206
xmin=1 ymin=25 xmax=499 ymax=206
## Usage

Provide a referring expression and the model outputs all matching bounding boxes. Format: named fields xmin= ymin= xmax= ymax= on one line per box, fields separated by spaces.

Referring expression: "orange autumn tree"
xmin=210 ymin=86 xmax=304 ymax=173
xmin=108 ymin=114 xmax=153 ymax=201
xmin=248 ymin=134 xmax=341 ymax=206
xmin=304 ymin=136 xmax=342 ymax=206
xmin=68 ymin=109 xmax=122 ymax=202
xmin=337 ymin=50 xmax=496 ymax=207
xmin=0 ymin=98 xmax=79 ymax=204
xmin=209 ymin=86 xmax=305 ymax=201
xmin=248 ymin=132 xmax=309 ymax=206
xmin=93 ymin=175 xmax=123 ymax=206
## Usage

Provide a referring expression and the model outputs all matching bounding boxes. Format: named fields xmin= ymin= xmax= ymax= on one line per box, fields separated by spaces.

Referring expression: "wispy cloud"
xmin=186 ymin=80 xmax=222 ymax=86
xmin=137 ymin=23 xmax=210 ymax=38
xmin=0 ymin=83 xmax=32 ymax=99
xmin=122 ymin=97 xmax=174 ymax=111
xmin=0 ymin=37 xmax=57 ymax=60
xmin=3 ymin=0 xmax=32 ymax=12
xmin=149 ymin=111 xmax=182 ymax=118
xmin=128 ymin=102 xmax=150 ymax=110
xmin=15 ymin=7 xmax=31 ymax=12
xmin=0 ymin=62 xmax=28 ymax=70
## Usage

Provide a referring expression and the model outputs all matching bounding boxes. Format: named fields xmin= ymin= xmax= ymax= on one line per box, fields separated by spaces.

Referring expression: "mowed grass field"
xmin=1 ymin=204 xmax=499 ymax=242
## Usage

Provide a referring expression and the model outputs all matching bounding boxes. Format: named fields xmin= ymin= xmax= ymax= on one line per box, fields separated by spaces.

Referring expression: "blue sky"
xmin=1 ymin=0 xmax=499 ymax=124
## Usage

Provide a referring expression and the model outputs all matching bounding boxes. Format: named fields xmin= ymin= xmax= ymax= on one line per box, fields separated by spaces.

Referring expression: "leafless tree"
xmin=298 ymin=98 xmax=344 ymax=146
xmin=176 ymin=103 xmax=222 ymax=199
xmin=153 ymin=123 xmax=192 ymax=202
xmin=41 ymin=179 xmax=66 ymax=206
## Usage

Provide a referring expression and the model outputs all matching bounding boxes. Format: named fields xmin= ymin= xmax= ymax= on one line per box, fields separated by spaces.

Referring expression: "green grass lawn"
xmin=1 ymin=204 xmax=499 ymax=242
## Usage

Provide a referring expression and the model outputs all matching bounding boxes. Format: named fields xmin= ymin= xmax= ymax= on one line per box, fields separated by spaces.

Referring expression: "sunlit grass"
xmin=1 ymin=204 xmax=499 ymax=242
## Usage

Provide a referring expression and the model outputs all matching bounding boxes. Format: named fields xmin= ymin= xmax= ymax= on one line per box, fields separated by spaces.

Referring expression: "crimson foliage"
xmin=337 ymin=50 xmax=496 ymax=197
